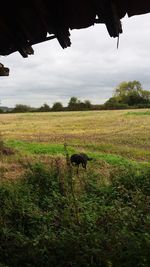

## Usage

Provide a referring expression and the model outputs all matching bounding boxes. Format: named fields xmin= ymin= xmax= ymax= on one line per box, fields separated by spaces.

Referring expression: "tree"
xmin=12 ymin=104 xmax=32 ymax=113
xmin=68 ymin=97 xmax=81 ymax=110
xmin=140 ymin=89 xmax=150 ymax=102
xmin=84 ymin=100 xmax=92 ymax=110
xmin=113 ymin=81 xmax=150 ymax=106
xmin=104 ymin=97 xmax=128 ymax=109
xmin=38 ymin=103 xmax=51 ymax=112
xmin=114 ymin=81 xmax=143 ymax=98
xmin=67 ymin=97 xmax=92 ymax=111
xmin=51 ymin=102 xmax=63 ymax=111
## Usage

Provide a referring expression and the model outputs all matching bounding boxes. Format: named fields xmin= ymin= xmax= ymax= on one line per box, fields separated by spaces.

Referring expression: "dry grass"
xmin=0 ymin=110 xmax=150 ymax=154
xmin=0 ymin=109 xmax=150 ymax=179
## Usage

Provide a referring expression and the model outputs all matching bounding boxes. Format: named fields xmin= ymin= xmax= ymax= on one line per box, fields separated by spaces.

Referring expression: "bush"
xmin=0 ymin=164 xmax=150 ymax=267
xmin=12 ymin=104 xmax=33 ymax=113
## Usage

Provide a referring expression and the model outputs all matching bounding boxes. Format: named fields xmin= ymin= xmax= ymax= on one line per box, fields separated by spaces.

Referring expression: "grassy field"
xmin=0 ymin=110 xmax=150 ymax=267
xmin=0 ymin=109 xmax=150 ymax=179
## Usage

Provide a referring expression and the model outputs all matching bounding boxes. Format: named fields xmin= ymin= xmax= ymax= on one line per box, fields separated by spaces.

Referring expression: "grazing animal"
xmin=70 ymin=153 xmax=92 ymax=169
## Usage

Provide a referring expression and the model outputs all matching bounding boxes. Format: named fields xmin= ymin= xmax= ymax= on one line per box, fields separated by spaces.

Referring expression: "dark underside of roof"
xmin=0 ymin=0 xmax=150 ymax=75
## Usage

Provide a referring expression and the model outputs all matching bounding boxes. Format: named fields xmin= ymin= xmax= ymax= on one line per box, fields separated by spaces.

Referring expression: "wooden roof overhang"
xmin=0 ymin=0 xmax=150 ymax=76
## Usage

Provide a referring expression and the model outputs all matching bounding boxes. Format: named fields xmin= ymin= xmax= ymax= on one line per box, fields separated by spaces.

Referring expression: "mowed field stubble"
xmin=0 ymin=109 xmax=150 ymax=179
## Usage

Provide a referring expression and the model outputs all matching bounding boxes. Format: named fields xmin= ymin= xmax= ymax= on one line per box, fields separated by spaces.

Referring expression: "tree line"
xmin=104 ymin=80 xmax=150 ymax=109
xmin=1 ymin=81 xmax=150 ymax=113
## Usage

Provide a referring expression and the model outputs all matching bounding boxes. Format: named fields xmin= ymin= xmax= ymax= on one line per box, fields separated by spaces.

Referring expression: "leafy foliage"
xmin=37 ymin=103 xmax=51 ymax=112
xmin=12 ymin=104 xmax=34 ymax=113
xmin=104 ymin=81 xmax=150 ymax=109
xmin=114 ymin=81 xmax=143 ymax=97
xmin=0 ymin=163 xmax=150 ymax=267
xmin=68 ymin=97 xmax=92 ymax=111
xmin=114 ymin=81 xmax=150 ymax=106
xmin=51 ymin=102 xmax=63 ymax=111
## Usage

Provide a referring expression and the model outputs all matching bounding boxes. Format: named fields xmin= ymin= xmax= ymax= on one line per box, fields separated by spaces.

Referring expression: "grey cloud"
xmin=0 ymin=14 xmax=150 ymax=107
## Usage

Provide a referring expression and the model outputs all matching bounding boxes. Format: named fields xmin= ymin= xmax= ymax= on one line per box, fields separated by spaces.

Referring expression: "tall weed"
xmin=0 ymin=163 xmax=150 ymax=267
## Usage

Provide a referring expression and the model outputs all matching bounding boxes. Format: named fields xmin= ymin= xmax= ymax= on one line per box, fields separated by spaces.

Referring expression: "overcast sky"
xmin=1 ymin=13 xmax=150 ymax=107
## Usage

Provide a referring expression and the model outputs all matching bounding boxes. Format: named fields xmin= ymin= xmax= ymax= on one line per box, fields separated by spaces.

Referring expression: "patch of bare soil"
xmin=0 ymin=146 xmax=15 ymax=156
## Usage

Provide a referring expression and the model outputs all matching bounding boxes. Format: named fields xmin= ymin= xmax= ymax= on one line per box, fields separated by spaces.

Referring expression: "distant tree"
xmin=104 ymin=97 xmax=119 ymax=107
xmin=76 ymin=100 xmax=92 ymax=110
xmin=114 ymin=81 xmax=143 ymax=99
xmin=68 ymin=97 xmax=92 ymax=111
xmin=38 ymin=103 xmax=51 ymax=112
xmin=112 ymin=81 xmax=150 ymax=106
xmin=68 ymin=97 xmax=79 ymax=105
xmin=0 ymin=100 xmax=3 ymax=113
xmin=103 ymin=97 xmax=128 ymax=109
xmin=68 ymin=97 xmax=81 ymax=110
xmin=139 ymin=89 xmax=150 ymax=102
xmin=51 ymin=102 xmax=63 ymax=111
xmin=12 ymin=104 xmax=32 ymax=113
xmin=84 ymin=100 xmax=92 ymax=110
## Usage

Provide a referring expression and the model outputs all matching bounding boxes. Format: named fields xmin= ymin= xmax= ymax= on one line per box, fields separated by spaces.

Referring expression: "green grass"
xmin=126 ymin=111 xmax=150 ymax=116
xmin=7 ymin=140 xmax=75 ymax=155
xmin=0 ymin=163 xmax=150 ymax=267
xmin=1 ymin=110 xmax=150 ymax=266
xmin=6 ymin=140 xmax=150 ymax=169
xmin=0 ymin=109 xmax=150 ymax=179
